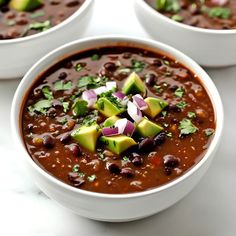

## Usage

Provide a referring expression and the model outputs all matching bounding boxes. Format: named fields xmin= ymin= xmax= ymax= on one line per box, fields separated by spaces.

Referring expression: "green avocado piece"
xmin=9 ymin=0 xmax=43 ymax=11
xmin=103 ymin=116 xmax=120 ymax=127
xmin=71 ymin=124 xmax=101 ymax=152
xmin=136 ymin=118 xmax=163 ymax=137
xmin=100 ymin=135 xmax=137 ymax=155
xmin=143 ymin=97 xmax=168 ymax=118
xmin=122 ymin=72 xmax=146 ymax=95
xmin=94 ymin=97 xmax=125 ymax=118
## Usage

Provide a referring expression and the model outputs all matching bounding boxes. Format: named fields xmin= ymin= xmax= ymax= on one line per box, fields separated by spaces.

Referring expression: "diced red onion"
xmin=102 ymin=127 xmax=119 ymax=136
xmin=127 ymin=101 xmax=143 ymax=123
xmin=211 ymin=0 xmax=228 ymax=6
xmin=82 ymin=90 xmax=97 ymax=107
xmin=106 ymin=81 xmax=117 ymax=90
xmin=132 ymin=94 xmax=148 ymax=110
xmin=113 ymin=91 xmax=126 ymax=100
xmin=115 ymin=118 xmax=135 ymax=137
xmin=93 ymin=86 xmax=108 ymax=95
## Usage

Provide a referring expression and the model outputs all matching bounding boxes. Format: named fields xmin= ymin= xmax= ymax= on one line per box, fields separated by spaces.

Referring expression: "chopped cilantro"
xmin=131 ymin=59 xmax=145 ymax=73
xmin=204 ymin=128 xmax=214 ymax=137
xmin=81 ymin=110 xmax=99 ymax=126
xmin=28 ymin=20 xmax=51 ymax=32
xmin=156 ymin=0 xmax=180 ymax=13
xmin=30 ymin=10 xmax=45 ymax=19
xmin=209 ymin=7 xmax=231 ymax=19
xmin=91 ymin=54 xmax=100 ymax=61
xmin=187 ymin=111 xmax=196 ymax=119
xmin=123 ymin=156 xmax=129 ymax=161
xmin=176 ymin=101 xmax=187 ymax=109
xmin=77 ymin=76 xmax=108 ymax=89
xmin=166 ymin=132 xmax=172 ymax=137
xmin=162 ymin=110 xmax=167 ymax=117
xmin=171 ymin=14 xmax=183 ymax=22
xmin=154 ymin=85 xmax=163 ymax=93
xmin=62 ymin=102 xmax=69 ymax=113
xmin=75 ymin=63 xmax=84 ymax=72
xmin=72 ymin=99 xmax=88 ymax=117
xmin=179 ymin=118 xmax=198 ymax=136
xmin=174 ymin=87 xmax=184 ymax=98
xmin=42 ymin=86 xmax=53 ymax=100
xmin=72 ymin=165 xmax=80 ymax=172
xmin=58 ymin=117 xmax=68 ymax=125
xmin=54 ymin=80 xmax=72 ymax=91
xmin=78 ymin=172 xmax=85 ymax=178
xmin=87 ymin=174 xmax=96 ymax=182
xmin=117 ymin=68 xmax=131 ymax=74
xmin=28 ymin=99 xmax=52 ymax=115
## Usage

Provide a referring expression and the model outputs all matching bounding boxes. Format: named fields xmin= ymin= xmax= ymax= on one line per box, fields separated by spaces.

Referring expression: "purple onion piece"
xmin=132 ymin=94 xmax=148 ymax=110
xmin=102 ymin=127 xmax=119 ymax=136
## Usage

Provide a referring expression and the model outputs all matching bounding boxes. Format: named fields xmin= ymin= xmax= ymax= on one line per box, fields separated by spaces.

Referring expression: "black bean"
xmin=46 ymin=107 xmax=57 ymax=117
xmin=50 ymin=0 xmax=60 ymax=5
xmin=16 ymin=17 xmax=28 ymax=25
xmin=121 ymin=168 xmax=134 ymax=178
xmin=0 ymin=6 xmax=9 ymax=13
xmin=106 ymin=162 xmax=121 ymax=174
xmin=52 ymin=100 xmax=62 ymax=108
xmin=65 ymin=0 xmax=79 ymax=7
xmin=154 ymin=132 xmax=166 ymax=146
xmin=60 ymin=133 xmax=71 ymax=144
xmin=73 ymin=178 xmax=85 ymax=187
xmin=64 ymin=61 xmax=73 ymax=69
xmin=164 ymin=166 xmax=172 ymax=176
xmin=27 ymin=123 xmax=34 ymax=131
xmin=163 ymin=155 xmax=180 ymax=168
xmin=69 ymin=144 xmax=81 ymax=157
xmin=58 ymin=71 xmax=67 ymax=80
xmin=122 ymin=52 xmax=132 ymax=59
xmin=104 ymin=62 xmax=116 ymax=71
xmin=132 ymin=157 xmax=144 ymax=166
xmin=151 ymin=59 xmax=162 ymax=67
xmin=138 ymin=137 xmax=154 ymax=152
xmin=169 ymin=84 xmax=178 ymax=92
xmin=167 ymin=104 xmax=181 ymax=113
xmin=42 ymin=135 xmax=55 ymax=149
xmin=145 ymin=73 xmax=156 ymax=86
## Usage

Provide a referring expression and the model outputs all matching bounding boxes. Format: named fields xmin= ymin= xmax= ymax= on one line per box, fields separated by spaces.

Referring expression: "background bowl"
xmin=11 ymin=35 xmax=223 ymax=222
xmin=0 ymin=0 xmax=94 ymax=79
xmin=135 ymin=0 xmax=236 ymax=67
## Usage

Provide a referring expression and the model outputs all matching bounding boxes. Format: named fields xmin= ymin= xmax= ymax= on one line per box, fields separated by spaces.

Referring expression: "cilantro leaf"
xmin=29 ymin=20 xmax=51 ymax=31
xmin=179 ymin=118 xmax=198 ymax=136
xmin=157 ymin=0 xmax=180 ymax=13
xmin=204 ymin=128 xmax=214 ymax=137
xmin=87 ymin=174 xmax=96 ymax=182
xmin=176 ymin=101 xmax=187 ymax=109
xmin=28 ymin=99 xmax=52 ymax=115
xmin=131 ymin=59 xmax=145 ymax=73
xmin=91 ymin=54 xmax=100 ymax=61
xmin=75 ymin=63 xmax=84 ymax=72
xmin=209 ymin=7 xmax=231 ymax=19
xmin=62 ymin=102 xmax=70 ymax=113
xmin=42 ymin=86 xmax=53 ymax=100
xmin=77 ymin=76 xmax=108 ymax=89
xmin=187 ymin=111 xmax=196 ymax=119
xmin=54 ymin=81 xmax=72 ymax=91
xmin=72 ymin=99 xmax=88 ymax=117
xmin=174 ymin=87 xmax=184 ymax=98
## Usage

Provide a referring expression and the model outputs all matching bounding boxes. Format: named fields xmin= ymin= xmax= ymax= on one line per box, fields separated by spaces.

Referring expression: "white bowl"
xmin=0 ymin=0 xmax=94 ymax=79
xmin=135 ymin=0 xmax=236 ymax=67
xmin=11 ymin=35 xmax=223 ymax=222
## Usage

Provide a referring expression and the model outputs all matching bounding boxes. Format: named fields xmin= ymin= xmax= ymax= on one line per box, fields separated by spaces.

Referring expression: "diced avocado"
xmin=103 ymin=116 xmax=120 ymax=127
xmin=71 ymin=124 xmax=101 ymax=152
xmin=100 ymin=135 xmax=136 ymax=155
xmin=122 ymin=72 xmax=146 ymax=95
xmin=143 ymin=97 xmax=168 ymax=118
xmin=136 ymin=118 xmax=163 ymax=137
xmin=9 ymin=0 xmax=43 ymax=11
xmin=94 ymin=97 xmax=125 ymax=117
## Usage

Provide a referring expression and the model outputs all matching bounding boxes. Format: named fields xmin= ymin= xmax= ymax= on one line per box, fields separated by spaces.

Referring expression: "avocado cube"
xmin=122 ymin=72 xmax=146 ymax=95
xmin=10 ymin=0 xmax=43 ymax=11
xmin=103 ymin=116 xmax=120 ymax=127
xmin=143 ymin=97 xmax=168 ymax=118
xmin=136 ymin=118 xmax=163 ymax=137
xmin=100 ymin=135 xmax=137 ymax=155
xmin=71 ymin=124 xmax=101 ymax=152
xmin=94 ymin=97 xmax=125 ymax=117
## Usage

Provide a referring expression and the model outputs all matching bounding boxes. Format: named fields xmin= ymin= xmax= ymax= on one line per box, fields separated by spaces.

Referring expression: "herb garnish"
xmin=91 ymin=54 xmax=100 ymax=61
xmin=72 ymin=165 xmax=80 ymax=173
xmin=174 ymin=87 xmax=184 ymax=98
xmin=156 ymin=0 xmax=180 ymax=13
xmin=62 ymin=102 xmax=70 ymax=113
xmin=72 ymin=99 xmax=88 ymax=117
xmin=176 ymin=101 xmax=187 ymax=109
xmin=75 ymin=63 xmax=84 ymax=72
xmin=209 ymin=7 xmax=231 ymax=19
xmin=204 ymin=128 xmax=214 ymax=137
xmin=28 ymin=20 xmax=51 ymax=32
xmin=30 ymin=11 xmax=45 ymax=19
xmin=77 ymin=76 xmax=108 ymax=89
xmin=28 ymin=99 xmax=52 ymax=115
xmin=131 ymin=59 xmax=145 ymax=73
xmin=187 ymin=111 xmax=196 ymax=119
xmin=171 ymin=14 xmax=183 ymax=22
xmin=123 ymin=156 xmax=130 ymax=162
xmin=54 ymin=81 xmax=72 ymax=91
xmin=179 ymin=118 xmax=198 ymax=136
xmin=42 ymin=86 xmax=53 ymax=100
xmin=87 ymin=174 xmax=96 ymax=182
xmin=81 ymin=110 xmax=99 ymax=126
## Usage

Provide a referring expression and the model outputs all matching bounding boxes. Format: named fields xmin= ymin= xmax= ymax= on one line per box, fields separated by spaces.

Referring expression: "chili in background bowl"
xmin=11 ymin=36 xmax=223 ymax=222
xmin=135 ymin=0 xmax=236 ymax=67
xmin=0 ymin=0 xmax=94 ymax=79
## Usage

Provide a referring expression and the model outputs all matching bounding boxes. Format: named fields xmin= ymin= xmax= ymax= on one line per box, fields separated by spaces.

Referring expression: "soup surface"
xmin=22 ymin=46 xmax=215 ymax=194
xmin=0 ymin=0 xmax=84 ymax=39
xmin=145 ymin=0 xmax=236 ymax=29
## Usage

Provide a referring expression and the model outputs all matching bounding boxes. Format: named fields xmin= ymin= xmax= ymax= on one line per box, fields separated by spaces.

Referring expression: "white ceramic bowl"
xmin=11 ymin=35 xmax=223 ymax=222
xmin=135 ymin=0 xmax=236 ymax=67
xmin=0 ymin=0 xmax=94 ymax=79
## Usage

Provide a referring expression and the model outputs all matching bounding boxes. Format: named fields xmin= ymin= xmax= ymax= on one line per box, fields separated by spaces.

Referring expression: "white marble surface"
xmin=0 ymin=0 xmax=236 ymax=235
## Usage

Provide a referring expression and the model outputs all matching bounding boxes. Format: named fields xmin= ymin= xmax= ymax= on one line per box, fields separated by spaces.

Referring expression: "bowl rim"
xmin=0 ymin=0 xmax=93 ymax=45
xmin=136 ymin=0 xmax=236 ymax=34
xmin=11 ymin=35 xmax=224 ymax=199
